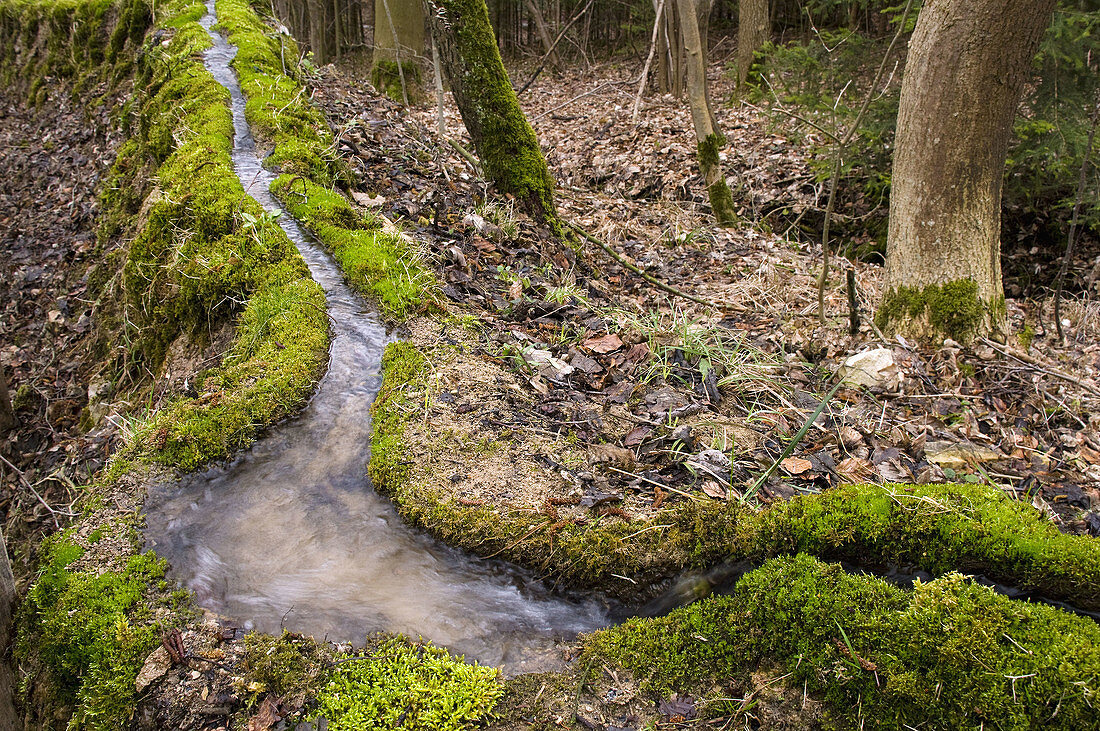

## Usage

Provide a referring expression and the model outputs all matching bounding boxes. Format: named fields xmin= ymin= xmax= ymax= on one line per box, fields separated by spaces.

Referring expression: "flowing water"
xmin=143 ymin=2 xmax=613 ymax=673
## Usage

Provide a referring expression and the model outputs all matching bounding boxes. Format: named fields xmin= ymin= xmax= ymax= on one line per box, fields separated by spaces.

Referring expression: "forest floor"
xmin=0 ymin=87 xmax=128 ymax=582
xmin=308 ymin=57 xmax=1100 ymax=539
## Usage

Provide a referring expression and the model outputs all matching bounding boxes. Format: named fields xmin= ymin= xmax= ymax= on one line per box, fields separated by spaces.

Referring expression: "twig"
xmin=517 ymin=0 xmax=595 ymax=96
xmin=0 ymin=453 xmax=77 ymax=528
xmin=630 ymin=0 xmax=666 ymax=123
xmin=816 ymin=0 xmax=915 ymax=325
xmin=444 ymin=137 xmax=480 ymax=174
xmin=604 ymin=465 xmax=699 ymax=502
xmin=1053 ymin=93 xmax=1099 ymax=342
xmin=743 ymin=381 xmax=842 ymax=503
xmin=979 ymin=338 xmax=1100 ymax=397
xmin=567 ymin=221 xmax=720 ymax=309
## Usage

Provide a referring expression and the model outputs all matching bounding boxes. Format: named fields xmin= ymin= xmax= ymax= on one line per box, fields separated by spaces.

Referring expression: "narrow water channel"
xmin=143 ymin=2 xmax=613 ymax=674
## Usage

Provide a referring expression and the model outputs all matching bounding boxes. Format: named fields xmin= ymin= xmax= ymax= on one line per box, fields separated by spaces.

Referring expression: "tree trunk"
xmin=879 ymin=0 xmax=1057 ymax=342
xmin=373 ymin=0 xmax=425 ymax=102
xmin=675 ymin=0 xmax=736 ymax=225
xmin=524 ymin=0 xmax=560 ymax=70
xmin=0 ymin=364 xmax=13 ymax=435
xmin=426 ymin=0 xmax=559 ymax=226
xmin=307 ymin=0 xmax=329 ymax=64
xmin=0 ymin=528 xmax=14 ymax=729
xmin=736 ymin=0 xmax=768 ymax=88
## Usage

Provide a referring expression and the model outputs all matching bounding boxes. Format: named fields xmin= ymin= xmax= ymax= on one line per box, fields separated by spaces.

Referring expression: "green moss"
xmin=696 ymin=133 xmax=737 ymax=226
xmin=371 ymin=344 xmax=1100 ymax=605
xmin=271 ymin=175 xmax=439 ymax=319
xmin=241 ymin=631 xmax=326 ymax=707
xmin=370 ymin=58 xmax=421 ymax=103
xmin=587 ymin=554 xmax=1100 ymax=729
xmin=314 ymin=637 xmax=503 ymax=731
xmin=20 ymin=534 xmax=168 ymax=730
xmin=756 ymin=480 xmax=1100 ymax=611
xmin=875 ymin=279 xmax=993 ymax=342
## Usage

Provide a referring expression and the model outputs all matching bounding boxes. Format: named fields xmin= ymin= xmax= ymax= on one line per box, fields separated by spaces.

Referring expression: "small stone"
xmin=838 ymin=348 xmax=899 ymax=390
xmin=135 ymin=646 xmax=172 ymax=692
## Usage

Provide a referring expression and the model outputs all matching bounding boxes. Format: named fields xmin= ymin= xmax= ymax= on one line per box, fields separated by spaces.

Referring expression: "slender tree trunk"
xmin=307 ymin=0 xmax=328 ymax=63
xmin=524 ymin=0 xmax=560 ymax=69
xmin=880 ymin=0 xmax=1057 ymax=341
xmin=736 ymin=0 xmax=768 ymax=88
xmin=0 ymin=527 xmax=14 ymax=729
xmin=426 ymin=0 xmax=559 ymax=226
xmin=675 ymin=0 xmax=736 ymax=225
xmin=373 ymin=0 xmax=424 ymax=102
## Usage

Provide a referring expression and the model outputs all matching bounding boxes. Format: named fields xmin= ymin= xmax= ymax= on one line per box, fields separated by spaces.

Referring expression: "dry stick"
xmin=631 ymin=0 xmax=666 ymax=124
xmin=516 ymin=0 xmax=595 ymax=96
xmin=980 ymin=337 xmax=1100 ymax=398
xmin=567 ymin=222 xmax=720 ymax=309
xmin=743 ymin=381 xmax=842 ymax=504
xmin=431 ymin=40 xmax=445 ymax=136
xmin=378 ymin=0 xmax=409 ymax=106
xmin=1053 ymin=95 xmax=1100 ymax=342
xmin=815 ymin=0 xmax=914 ymax=326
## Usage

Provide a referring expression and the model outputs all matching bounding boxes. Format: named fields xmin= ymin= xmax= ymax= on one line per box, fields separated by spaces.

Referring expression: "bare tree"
xmin=675 ymin=0 xmax=736 ymax=225
xmin=0 ymin=363 xmax=13 ymax=435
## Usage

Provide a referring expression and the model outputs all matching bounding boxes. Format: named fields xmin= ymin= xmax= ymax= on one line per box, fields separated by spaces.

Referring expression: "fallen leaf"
xmin=701 ymin=480 xmax=727 ymax=500
xmin=583 ymin=333 xmax=624 ymax=354
xmin=781 ymin=457 xmax=813 ymax=475
xmin=835 ymin=456 xmax=876 ymax=482
xmin=248 ymin=695 xmax=280 ymax=731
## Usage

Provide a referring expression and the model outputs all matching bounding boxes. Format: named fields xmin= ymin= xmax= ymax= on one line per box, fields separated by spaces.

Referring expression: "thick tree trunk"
xmin=736 ymin=0 xmax=768 ymax=87
xmin=0 ymin=364 xmax=13 ymax=434
xmin=524 ymin=0 xmax=560 ymax=70
xmin=373 ymin=0 xmax=425 ymax=102
xmin=675 ymin=0 xmax=736 ymax=225
xmin=879 ymin=0 xmax=1057 ymax=341
xmin=426 ymin=0 xmax=559 ymax=226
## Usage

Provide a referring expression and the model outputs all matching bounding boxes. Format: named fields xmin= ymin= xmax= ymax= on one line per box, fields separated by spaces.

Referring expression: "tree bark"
xmin=880 ymin=0 xmax=1057 ymax=341
xmin=675 ymin=0 xmax=736 ymax=225
xmin=736 ymin=0 xmax=768 ymax=88
xmin=426 ymin=0 xmax=559 ymax=226
xmin=373 ymin=0 xmax=425 ymax=102
xmin=0 ymin=528 xmax=14 ymax=730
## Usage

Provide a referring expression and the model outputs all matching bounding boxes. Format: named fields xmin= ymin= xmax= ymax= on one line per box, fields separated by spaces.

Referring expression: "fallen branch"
xmin=979 ymin=338 xmax=1100 ymax=398
xmin=566 ymin=221 xmax=720 ymax=309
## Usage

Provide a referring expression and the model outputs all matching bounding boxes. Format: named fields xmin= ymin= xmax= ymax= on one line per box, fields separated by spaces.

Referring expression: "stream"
xmin=143 ymin=1 xmax=614 ymax=674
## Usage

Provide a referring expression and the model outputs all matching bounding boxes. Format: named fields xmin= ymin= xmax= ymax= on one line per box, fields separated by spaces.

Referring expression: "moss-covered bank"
xmin=213 ymin=0 xmax=439 ymax=319
xmin=586 ymin=553 xmax=1100 ymax=729
xmin=372 ymin=340 xmax=1100 ymax=609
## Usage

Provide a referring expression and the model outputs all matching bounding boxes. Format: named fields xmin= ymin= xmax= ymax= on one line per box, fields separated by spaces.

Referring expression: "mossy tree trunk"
xmin=736 ymin=0 xmax=768 ymax=88
xmin=675 ymin=0 xmax=736 ymax=226
xmin=880 ymin=0 xmax=1057 ymax=342
xmin=373 ymin=0 xmax=425 ymax=103
xmin=426 ymin=0 xmax=559 ymax=227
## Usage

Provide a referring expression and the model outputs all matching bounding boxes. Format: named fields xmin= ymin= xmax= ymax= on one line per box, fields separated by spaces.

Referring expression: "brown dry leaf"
xmin=508 ymin=279 xmax=523 ymax=300
xmin=781 ymin=457 xmax=813 ymax=475
xmin=701 ymin=480 xmax=727 ymax=500
xmin=589 ymin=444 xmax=635 ymax=467
xmin=623 ymin=426 xmax=652 ymax=447
xmin=584 ymin=333 xmax=624 ymax=354
xmin=248 ymin=696 xmax=280 ymax=731
xmin=836 ymin=456 xmax=876 ymax=482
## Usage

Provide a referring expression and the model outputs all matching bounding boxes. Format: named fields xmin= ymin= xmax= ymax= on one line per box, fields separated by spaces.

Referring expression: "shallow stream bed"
xmin=143 ymin=2 xmax=613 ymax=674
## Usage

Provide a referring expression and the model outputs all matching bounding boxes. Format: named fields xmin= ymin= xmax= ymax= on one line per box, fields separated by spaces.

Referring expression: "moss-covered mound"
xmin=587 ymin=553 xmax=1100 ymax=729
xmin=372 ymin=339 xmax=1100 ymax=610
xmin=214 ymin=0 xmax=438 ymax=319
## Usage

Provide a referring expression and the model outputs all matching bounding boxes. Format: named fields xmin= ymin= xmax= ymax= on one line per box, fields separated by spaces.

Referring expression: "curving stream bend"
xmin=143 ymin=1 xmax=613 ymax=674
